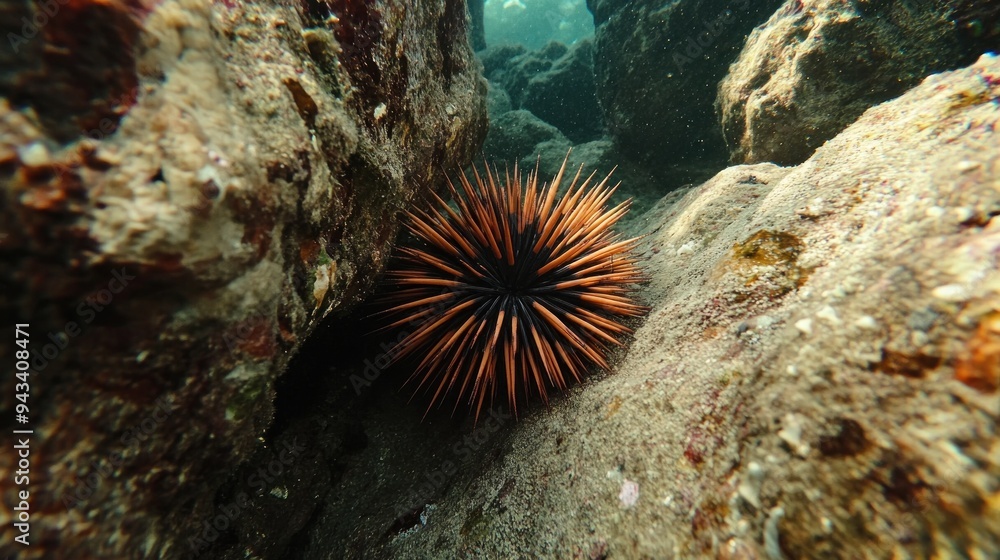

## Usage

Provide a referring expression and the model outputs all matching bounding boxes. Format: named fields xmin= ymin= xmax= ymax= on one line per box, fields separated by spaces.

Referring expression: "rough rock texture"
xmin=0 ymin=0 xmax=486 ymax=557
xmin=587 ymin=0 xmax=784 ymax=167
xmin=295 ymin=54 xmax=999 ymax=558
xmin=718 ymin=0 xmax=976 ymax=166
xmin=489 ymin=40 xmax=568 ymax=108
xmin=486 ymin=81 xmax=512 ymax=117
xmin=476 ymin=42 xmax=528 ymax=77
xmin=482 ymin=109 xmax=568 ymax=165
xmin=521 ymin=39 xmax=603 ymax=143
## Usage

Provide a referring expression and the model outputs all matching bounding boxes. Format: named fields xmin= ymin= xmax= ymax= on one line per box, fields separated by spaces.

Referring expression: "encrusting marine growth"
xmin=379 ymin=153 xmax=648 ymax=420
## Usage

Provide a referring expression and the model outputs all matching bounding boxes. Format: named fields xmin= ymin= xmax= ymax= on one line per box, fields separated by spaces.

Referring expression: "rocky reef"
xmin=2 ymin=0 xmax=999 ymax=558
xmin=0 ymin=0 xmax=485 ymax=557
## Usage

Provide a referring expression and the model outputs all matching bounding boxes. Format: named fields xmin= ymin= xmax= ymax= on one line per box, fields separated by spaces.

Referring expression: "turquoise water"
xmin=484 ymin=0 xmax=594 ymax=48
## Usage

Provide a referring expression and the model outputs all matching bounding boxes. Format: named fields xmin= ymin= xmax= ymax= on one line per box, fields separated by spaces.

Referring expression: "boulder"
xmin=491 ymin=40 xmax=569 ymax=107
xmin=587 ymin=0 xmax=784 ymax=167
xmin=718 ymin=0 xmax=975 ymax=166
xmin=482 ymin=109 xmax=569 ymax=166
xmin=521 ymin=39 xmax=603 ymax=143
xmin=478 ymin=42 xmax=528 ymax=78
xmin=0 ymin=0 xmax=486 ymax=557
xmin=482 ymin=39 xmax=604 ymax=152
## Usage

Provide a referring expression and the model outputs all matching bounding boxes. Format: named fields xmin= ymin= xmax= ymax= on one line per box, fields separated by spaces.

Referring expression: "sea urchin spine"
xmin=380 ymin=154 xmax=647 ymax=419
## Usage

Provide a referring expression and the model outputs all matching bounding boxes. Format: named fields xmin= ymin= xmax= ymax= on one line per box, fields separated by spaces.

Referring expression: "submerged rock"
xmin=483 ymin=109 xmax=569 ymax=166
xmin=478 ymin=42 xmax=529 ymax=78
xmin=487 ymin=81 xmax=513 ymax=117
xmin=488 ymin=40 xmax=569 ymax=108
xmin=587 ymin=0 xmax=783 ymax=167
xmin=521 ymin=39 xmax=603 ymax=143
xmin=718 ymin=0 xmax=980 ymax=166
xmin=481 ymin=39 xmax=604 ymax=163
xmin=0 ymin=0 xmax=486 ymax=557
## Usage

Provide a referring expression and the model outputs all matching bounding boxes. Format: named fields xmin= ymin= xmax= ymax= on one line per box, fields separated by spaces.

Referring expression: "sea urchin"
xmin=380 ymin=154 xmax=647 ymax=419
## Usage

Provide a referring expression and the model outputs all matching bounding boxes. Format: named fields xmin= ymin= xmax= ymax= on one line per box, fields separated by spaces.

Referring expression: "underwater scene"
xmin=1 ymin=0 xmax=999 ymax=558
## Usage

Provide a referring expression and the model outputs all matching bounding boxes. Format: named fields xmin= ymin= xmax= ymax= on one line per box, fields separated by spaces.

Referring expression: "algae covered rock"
xmin=0 ymin=0 xmax=486 ymax=557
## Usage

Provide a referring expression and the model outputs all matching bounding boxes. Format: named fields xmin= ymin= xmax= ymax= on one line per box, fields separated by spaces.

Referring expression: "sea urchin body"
xmin=380 ymin=154 xmax=647 ymax=419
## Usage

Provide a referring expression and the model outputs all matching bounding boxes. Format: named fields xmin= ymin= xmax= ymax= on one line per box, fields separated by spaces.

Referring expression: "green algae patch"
xmin=460 ymin=504 xmax=492 ymax=542
xmin=731 ymin=230 xmax=804 ymax=269
xmin=726 ymin=229 xmax=810 ymax=300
